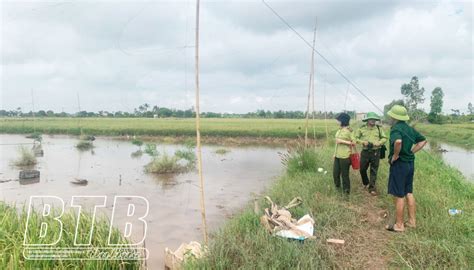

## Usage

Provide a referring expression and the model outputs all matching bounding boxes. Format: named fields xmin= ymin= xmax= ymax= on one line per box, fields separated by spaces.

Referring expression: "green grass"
xmin=416 ymin=123 xmax=473 ymax=148
xmin=12 ymin=146 xmax=37 ymax=167
xmin=0 ymin=117 xmax=339 ymax=139
xmin=0 ymin=202 xmax=141 ymax=269
xmin=187 ymin=145 xmax=473 ymax=269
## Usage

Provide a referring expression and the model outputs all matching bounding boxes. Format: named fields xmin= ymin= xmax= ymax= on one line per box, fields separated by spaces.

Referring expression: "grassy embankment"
xmin=415 ymin=123 xmax=473 ymax=148
xmin=187 ymin=145 xmax=473 ymax=269
xmin=0 ymin=203 xmax=142 ymax=269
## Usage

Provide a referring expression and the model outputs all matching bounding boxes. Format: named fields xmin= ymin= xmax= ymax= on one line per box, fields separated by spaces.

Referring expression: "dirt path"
xmin=329 ymin=182 xmax=394 ymax=269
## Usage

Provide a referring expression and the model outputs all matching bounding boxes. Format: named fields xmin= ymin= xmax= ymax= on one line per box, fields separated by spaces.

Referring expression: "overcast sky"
xmin=1 ymin=0 xmax=472 ymax=114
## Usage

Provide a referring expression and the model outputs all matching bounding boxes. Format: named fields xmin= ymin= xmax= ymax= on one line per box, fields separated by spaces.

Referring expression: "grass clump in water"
xmin=145 ymin=152 xmax=185 ymax=174
xmin=131 ymin=139 xmax=143 ymax=148
xmin=76 ymin=140 xmax=94 ymax=151
xmin=145 ymin=145 xmax=196 ymax=174
xmin=144 ymin=143 xmax=158 ymax=157
xmin=13 ymin=146 xmax=37 ymax=166
xmin=215 ymin=148 xmax=230 ymax=155
xmin=26 ymin=132 xmax=42 ymax=143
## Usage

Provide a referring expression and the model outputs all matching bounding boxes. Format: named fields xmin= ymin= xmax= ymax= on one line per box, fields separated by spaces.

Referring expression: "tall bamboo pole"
xmin=304 ymin=21 xmax=317 ymax=146
xmin=194 ymin=0 xmax=208 ymax=245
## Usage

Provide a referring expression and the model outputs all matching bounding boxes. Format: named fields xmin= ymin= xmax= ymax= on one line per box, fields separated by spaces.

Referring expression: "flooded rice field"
xmin=0 ymin=134 xmax=284 ymax=268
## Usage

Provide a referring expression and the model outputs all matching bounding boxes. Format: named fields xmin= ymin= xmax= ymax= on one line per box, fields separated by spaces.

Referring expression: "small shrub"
xmin=13 ymin=146 xmax=37 ymax=166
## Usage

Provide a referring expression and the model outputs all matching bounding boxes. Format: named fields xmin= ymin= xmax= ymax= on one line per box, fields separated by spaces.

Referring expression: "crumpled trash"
xmin=260 ymin=196 xmax=315 ymax=240
xmin=164 ymin=241 xmax=205 ymax=270
xmin=448 ymin=208 xmax=462 ymax=215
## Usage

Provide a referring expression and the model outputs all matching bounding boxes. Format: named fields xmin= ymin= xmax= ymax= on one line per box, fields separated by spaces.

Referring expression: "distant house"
xmin=356 ymin=112 xmax=367 ymax=121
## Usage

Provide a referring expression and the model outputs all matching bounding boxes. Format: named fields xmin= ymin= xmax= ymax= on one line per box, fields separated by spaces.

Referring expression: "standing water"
xmin=0 ymin=134 xmax=284 ymax=268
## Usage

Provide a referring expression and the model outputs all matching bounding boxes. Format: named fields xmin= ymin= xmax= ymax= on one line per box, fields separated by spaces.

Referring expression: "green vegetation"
xmin=145 ymin=145 xmax=196 ymax=174
xmin=76 ymin=140 xmax=94 ymax=151
xmin=0 ymin=118 xmax=339 ymax=139
xmin=0 ymin=202 xmax=141 ymax=269
xmin=13 ymin=146 xmax=37 ymax=167
xmin=416 ymin=123 xmax=473 ymax=148
xmin=25 ymin=132 xmax=42 ymax=143
xmin=132 ymin=139 xmax=144 ymax=147
xmin=145 ymin=152 xmax=185 ymax=174
xmin=144 ymin=143 xmax=159 ymax=156
xmin=214 ymin=148 xmax=230 ymax=155
xmin=188 ymin=145 xmax=473 ymax=269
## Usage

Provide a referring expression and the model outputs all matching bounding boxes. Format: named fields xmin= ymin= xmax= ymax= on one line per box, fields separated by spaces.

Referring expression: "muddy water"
xmin=427 ymin=141 xmax=474 ymax=181
xmin=0 ymin=134 xmax=283 ymax=268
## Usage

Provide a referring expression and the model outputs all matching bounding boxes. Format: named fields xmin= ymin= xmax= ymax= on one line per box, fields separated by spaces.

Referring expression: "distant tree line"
xmin=0 ymin=104 xmax=356 ymax=120
xmin=2 ymin=77 xmax=472 ymax=123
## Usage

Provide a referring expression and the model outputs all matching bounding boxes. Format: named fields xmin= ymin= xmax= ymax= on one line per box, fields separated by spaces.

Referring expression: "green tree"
xmin=401 ymin=76 xmax=425 ymax=116
xmin=429 ymin=87 xmax=444 ymax=115
xmin=383 ymin=99 xmax=405 ymax=117
xmin=468 ymin=102 xmax=473 ymax=115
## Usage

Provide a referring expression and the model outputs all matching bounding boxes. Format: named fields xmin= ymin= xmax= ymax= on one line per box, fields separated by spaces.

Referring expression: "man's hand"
xmin=363 ymin=141 xmax=369 ymax=146
xmin=373 ymin=142 xmax=380 ymax=147
xmin=391 ymin=154 xmax=399 ymax=164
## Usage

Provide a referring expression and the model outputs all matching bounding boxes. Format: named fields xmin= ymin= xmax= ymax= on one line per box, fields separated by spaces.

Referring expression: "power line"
xmin=262 ymin=0 xmax=432 ymax=157
xmin=261 ymin=0 xmax=384 ymax=115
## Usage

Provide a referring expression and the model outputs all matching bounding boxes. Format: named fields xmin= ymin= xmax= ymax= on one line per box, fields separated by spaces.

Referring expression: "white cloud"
xmin=1 ymin=0 xmax=472 ymax=114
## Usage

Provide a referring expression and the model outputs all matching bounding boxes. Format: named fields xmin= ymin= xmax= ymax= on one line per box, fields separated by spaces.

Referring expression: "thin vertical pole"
xmin=31 ymin=89 xmax=35 ymax=134
xmin=194 ymin=0 xmax=208 ymax=245
xmin=304 ymin=21 xmax=317 ymax=146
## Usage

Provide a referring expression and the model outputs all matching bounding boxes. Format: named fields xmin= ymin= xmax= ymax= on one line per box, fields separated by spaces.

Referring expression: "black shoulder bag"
xmin=377 ymin=125 xmax=387 ymax=159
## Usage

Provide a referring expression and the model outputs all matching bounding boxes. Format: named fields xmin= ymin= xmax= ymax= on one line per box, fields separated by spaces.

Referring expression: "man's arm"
xmin=412 ymin=140 xmax=427 ymax=154
xmin=391 ymin=139 xmax=402 ymax=164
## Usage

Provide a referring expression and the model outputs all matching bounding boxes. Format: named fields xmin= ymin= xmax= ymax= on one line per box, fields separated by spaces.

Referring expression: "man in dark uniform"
xmin=354 ymin=112 xmax=387 ymax=195
xmin=385 ymin=105 xmax=427 ymax=232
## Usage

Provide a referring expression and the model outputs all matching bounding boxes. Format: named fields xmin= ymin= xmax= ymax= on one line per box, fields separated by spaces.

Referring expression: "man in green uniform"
xmin=354 ymin=112 xmax=387 ymax=195
xmin=385 ymin=105 xmax=427 ymax=232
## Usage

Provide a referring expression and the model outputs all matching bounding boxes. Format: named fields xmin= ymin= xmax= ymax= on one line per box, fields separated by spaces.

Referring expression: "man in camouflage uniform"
xmin=354 ymin=112 xmax=387 ymax=195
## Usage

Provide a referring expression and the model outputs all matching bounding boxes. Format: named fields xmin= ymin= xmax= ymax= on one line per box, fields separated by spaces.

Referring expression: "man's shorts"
xmin=388 ymin=160 xmax=414 ymax=198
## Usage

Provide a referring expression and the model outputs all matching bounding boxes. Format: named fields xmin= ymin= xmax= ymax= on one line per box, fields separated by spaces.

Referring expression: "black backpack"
xmin=376 ymin=125 xmax=387 ymax=159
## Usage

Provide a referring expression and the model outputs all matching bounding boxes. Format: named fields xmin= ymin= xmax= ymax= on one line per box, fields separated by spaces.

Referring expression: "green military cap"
xmin=387 ymin=105 xmax=409 ymax=121
xmin=363 ymin=112 xmax=381 ymax=122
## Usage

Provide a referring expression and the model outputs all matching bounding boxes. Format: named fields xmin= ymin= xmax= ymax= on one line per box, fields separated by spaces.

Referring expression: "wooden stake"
xmin=194 ymin=0 xmax=208 ymax=245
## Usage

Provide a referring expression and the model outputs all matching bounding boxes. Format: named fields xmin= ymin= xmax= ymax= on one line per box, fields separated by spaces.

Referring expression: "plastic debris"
xmin=260 ymin=196 xmax=315 ymax=240
xmin=164 ymin=241 xmax=205 ymax=270
xmin=448 ymin=209 xmax=462 ymax=216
